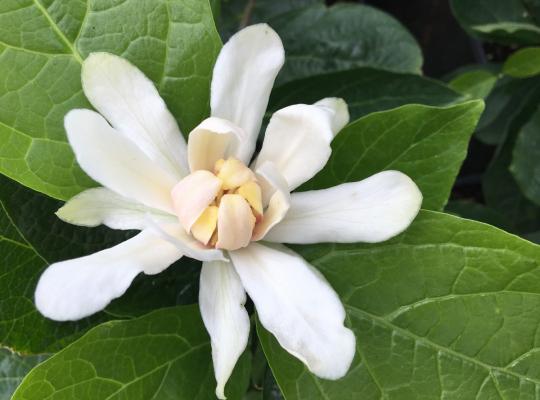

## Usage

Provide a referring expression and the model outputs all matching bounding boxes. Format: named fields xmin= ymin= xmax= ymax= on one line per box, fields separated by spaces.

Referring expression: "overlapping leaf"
xmin=0 ymin=0 xmax=221 ymax=200
xmin=12 ymin=306 xmax=251 ymax=400
xmin=260 ymin=211 xmax=540 ymax=399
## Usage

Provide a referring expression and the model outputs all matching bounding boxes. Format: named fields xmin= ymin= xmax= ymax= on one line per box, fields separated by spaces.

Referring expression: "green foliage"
xmin=12 ymin=306 xmax=251 ymax=400
xmin=450 ymin=0 xmax=540 ymax=44
xmin=448 ymin=70 xmax=498 ymax=99
xmin=270 ymin=68 xmax=464 ymax=120
xmin=301 ymin=101 xmax=485 ymax=211
xmin=260 ymin=211 xmax=540 ymax=399
xmin=0 ymin=0 xmax=221 ymax=200
xmin=0 ymin=175 xmax=200 ymax=353
xmin=511 ymin=107 xmax=540 ymax=206
xmin=504 ymin=47 xmax=540 ymax=78
xmin=0 ymin=349 xmax=48 ymax=399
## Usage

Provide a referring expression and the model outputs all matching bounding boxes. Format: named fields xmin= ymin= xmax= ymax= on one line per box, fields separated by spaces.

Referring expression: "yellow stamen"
xmin=237 ymin=181 xmax=263 ymax=217
xmin=216 ymin=158 xmax=254 ymax=190
xmin=191 ymin=206 xmax=219 ymax=245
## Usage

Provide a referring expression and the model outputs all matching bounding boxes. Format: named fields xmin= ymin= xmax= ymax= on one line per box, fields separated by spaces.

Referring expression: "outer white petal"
xmin=65 ymin=109 xmax=176 ymax=213
xmin=254 ymin=104 xmax=334 ymax=190
xmin=187 ymin=117 xmax=248 ymax=172
xmin=314 ymin=97 xmax=350 ymax=135
xmin=230 ymin=243 xmax=356 ymax=379
xmin=57 ymin=188 xmax=176 ymax=230
xmin=82 ymin=52 xmax=188 ymax=179
xmin=266 ymin=171 xmax=422 ymax=244
xmin=199 ymin=261 xmax=250 ymax=399
xmin=211 ymin=24 xmax=284 ymax=163
xmin=252 ymin=162 xmax=290 ymax=241
xmin=35 ymin=231 xmax=182 ymax=321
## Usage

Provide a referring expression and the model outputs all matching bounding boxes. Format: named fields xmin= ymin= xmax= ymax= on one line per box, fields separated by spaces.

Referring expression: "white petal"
xmin=82 ymin=52 xmax=188 ymax=179
xmin=216 ymin=194 xmax=255 ymax=251
xmin=146 ymin=222 xmax=227 ymax=263
xmin=211 ymin=24 xmax=285 ymax=163
xmin=314 ymin=97 xmax=350 ymax=135
xmin=230 ymin=243 xmax=355 ymax=379
xmin=199 ymin=260 xmax=250 ymax=399
xmin=187 ymin=117 xmax=248 ymax=172
xmin=254 ymin=104 xmax=334 ymax=190
xmin=57 ymin=188 xmax=176 ymax=230
xmin=35 ymin=231 xmax=182 ymax=321
xmin=171 ymin=170 xmax=222 ymax=232
xmin=65 ymin=109 xmax=177 ymax=213
xmin=252 ymin=162 xmax=290 ymax=241
xmin=266 ymin=171 xmax=422 ymax=244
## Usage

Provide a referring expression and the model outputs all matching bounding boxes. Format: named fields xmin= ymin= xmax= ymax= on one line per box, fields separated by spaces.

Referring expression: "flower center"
xmin=176 ymin=158 xmax=263 ymax=250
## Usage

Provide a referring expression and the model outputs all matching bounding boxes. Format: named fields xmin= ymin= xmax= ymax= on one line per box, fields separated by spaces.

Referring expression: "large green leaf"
xmin=0 ymin=349 xmax=48 ymax=399
xmin=0 ymin=175 xmax=200 ymax=353
xmin=450 ymin=0 xmax=540 ymax=44
xmin=511 ymin=107 xmax=540 ymax=206
xmin=12 ymin=306 xmax=251 ymax=400
xmin=0 ymin=0 xmax=221 ymax=200
xmin=270 ymin=3 xmax=423 ymax=84
xmin=259 ymin=210 xmax=540 ymax=399
xmin=269 ymin=68 xmax=464 ymax=121
xmin=300 ymin=101 xmax=485 ymax=211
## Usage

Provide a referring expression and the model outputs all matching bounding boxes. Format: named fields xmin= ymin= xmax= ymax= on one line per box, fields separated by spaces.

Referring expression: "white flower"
xmin=34 ymin=24 xmax=422 ymax=399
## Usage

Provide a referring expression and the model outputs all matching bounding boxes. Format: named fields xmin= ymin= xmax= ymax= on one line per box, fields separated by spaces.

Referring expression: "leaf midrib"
xmin=347 ymin=306 xmax=540 ymax=387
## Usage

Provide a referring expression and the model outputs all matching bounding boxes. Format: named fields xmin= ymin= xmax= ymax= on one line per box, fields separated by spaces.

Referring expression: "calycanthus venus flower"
xmin=35 ymin=24 xmax=422 ymax=398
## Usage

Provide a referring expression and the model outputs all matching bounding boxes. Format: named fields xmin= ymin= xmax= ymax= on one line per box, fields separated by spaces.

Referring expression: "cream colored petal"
xmin=216 ymin=194 xmax=255 ymax=251
xmin=265 ymin=171 xmax=422 ymax=244
xmin=230 ymin=243 xmax=356 ymax=379
xmin=188 ymin=117 xmax=248 ymax=172
xmin=199 ymin=260 xmax=250 ymax=399
xmin=82 ymin=52 xmax=188 ymax=179
xmin=252 ymin=162 xmax=290 ymax=241
xmin=65 ymin=109 xmax=176 ymax=213
xmin=211 ymin=24 xmax=285 ymax=163
xmin=171 ymin=170 xmax=222 ymax=232
xmin=254 ymin=104 xmax=334 ymax=190
xmin=57 ymin=188 xmax=176 ymax=231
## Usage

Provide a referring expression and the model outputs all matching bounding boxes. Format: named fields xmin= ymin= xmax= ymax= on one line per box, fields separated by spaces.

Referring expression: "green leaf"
xmin=270 ymin=3 xmax=423 ymax=84
xmin=0 ymin=175 xmax=200 ymax=353
xmin=300 ymin=101 xmax=485 ymax=211
xmin=12 ymin=306 xmax=251 ymax=400
xmin=504 ymin=47 xmax=540 ymax=78
xmin=450 ymin=0 xmax=540 ymax=44
xmin=511 ymin=107 xmax=540 ymax=206
xmin=476 ymin=75 xmax=540 ymax=145
xmin=269 ymin=68 xmax=464 ymax=121
xmin=259 ymin=210 xmax=540 ymax=400
xmin=0 ymin=0 xmax=222 ymax=200
xmin=0 ymin=349 xmax=48 ymax=399
xmin=219 ymin=0 xmax=321 ymax=39
xmin=448 ymin=69 xmax=498 ymax=99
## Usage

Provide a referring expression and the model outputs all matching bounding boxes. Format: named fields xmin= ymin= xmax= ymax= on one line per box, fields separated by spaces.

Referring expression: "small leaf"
xmin=0 ymin=0 xmax=222 ymax=200
xmin=270 ymin=68 xmax=464 ymax=120
xmin=12 ymin=306 xmax=251 ymax=400
xmin=300 ymin=101 xmax=485 ymax=211
xmin=0 ymin=349 xmax=48 ymax=399
xmin=448 ymin=69 xmax=498 ymax=99
xmin=504 ymin=47 xmax=540 ymax=78
xmin=511 ymin=107 xmax=540 ymax=206
xmin=260 ymin=211 xmax=540 ymax=399
xmin=450 ymin=0 xmax=540 ymax=44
